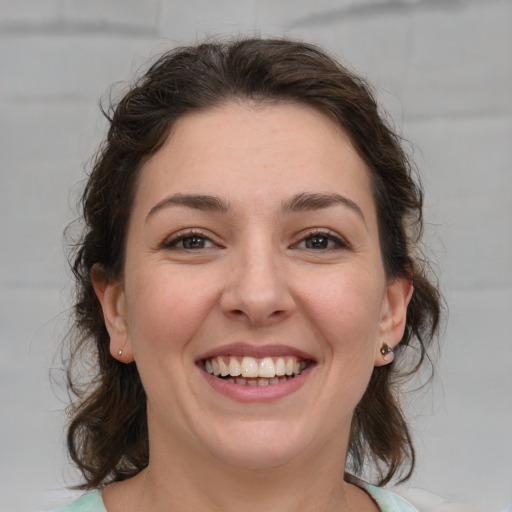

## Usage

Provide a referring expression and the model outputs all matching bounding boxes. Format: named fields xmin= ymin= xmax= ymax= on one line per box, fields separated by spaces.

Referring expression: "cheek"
xmin=298 ymin=270 xmax=383 ymax=353
xmin=125 ymin=268 xmax=220 ymax=354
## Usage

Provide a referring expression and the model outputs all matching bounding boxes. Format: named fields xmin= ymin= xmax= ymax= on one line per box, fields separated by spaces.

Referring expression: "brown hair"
xmin=66 ymin=37 xmax=441 ymax=489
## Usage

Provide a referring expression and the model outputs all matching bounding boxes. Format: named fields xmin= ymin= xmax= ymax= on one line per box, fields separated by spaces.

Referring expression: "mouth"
xmin=201 ymin=355 xmax=311 ymax=387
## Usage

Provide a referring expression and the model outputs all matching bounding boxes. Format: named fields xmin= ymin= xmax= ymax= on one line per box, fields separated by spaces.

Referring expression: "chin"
xmin=203 ymin=420 xmax=314 ymax=470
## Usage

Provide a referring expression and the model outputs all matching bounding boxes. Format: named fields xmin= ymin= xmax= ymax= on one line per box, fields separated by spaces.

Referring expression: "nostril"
xmin=269 ymin=309 xmax=288 ymax=319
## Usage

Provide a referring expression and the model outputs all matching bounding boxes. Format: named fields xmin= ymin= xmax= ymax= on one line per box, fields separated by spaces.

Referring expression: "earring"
xmin=380 ymin=343 xmax=394 ymax=362
xmin=118 ymin=348 xmax=123 ymax=357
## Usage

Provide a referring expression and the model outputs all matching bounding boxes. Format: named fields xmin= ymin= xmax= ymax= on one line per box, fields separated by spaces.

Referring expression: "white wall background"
xmin=1 ymin=1 xmax=511 ymax=511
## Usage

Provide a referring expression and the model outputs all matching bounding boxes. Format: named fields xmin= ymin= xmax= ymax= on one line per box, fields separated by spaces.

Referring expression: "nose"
xmin=220 ymin=239 xmax=296 ymax=328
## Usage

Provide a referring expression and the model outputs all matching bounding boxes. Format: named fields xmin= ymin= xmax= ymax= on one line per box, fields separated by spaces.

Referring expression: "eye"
xmin=162 ymin=231 xmax=216 ymax=250
xmin=294 ymin=230 xmax=349 ymax=251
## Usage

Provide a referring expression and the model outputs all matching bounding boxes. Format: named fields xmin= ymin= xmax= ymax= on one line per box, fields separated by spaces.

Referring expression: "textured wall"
xmin=1 ymin=1 xmax=511 ymax=510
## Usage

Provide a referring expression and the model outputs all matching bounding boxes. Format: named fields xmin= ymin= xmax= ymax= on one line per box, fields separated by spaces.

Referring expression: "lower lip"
xmin=199 ymin=365 xmax=313 ymax=403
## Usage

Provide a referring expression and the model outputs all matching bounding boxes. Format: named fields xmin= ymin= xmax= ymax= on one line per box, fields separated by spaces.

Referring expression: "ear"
xmin=374 ymin=276 xmax=413 ymax=367
xmin=91 ymin=264 xmax=134 ymax=363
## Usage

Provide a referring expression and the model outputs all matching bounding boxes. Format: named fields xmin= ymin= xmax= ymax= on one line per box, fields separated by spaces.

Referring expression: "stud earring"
xmin=380 ymin=344 xmax=394 ymax=362
xmin=118 ymin=348 xmax=123 ymax=357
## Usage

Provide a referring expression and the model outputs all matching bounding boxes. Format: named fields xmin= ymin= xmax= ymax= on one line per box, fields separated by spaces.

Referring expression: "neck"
xmin=143 ymin=457 xmax=349 ymax=512
xmin=110 ymin=434 xmax=355 ymax=512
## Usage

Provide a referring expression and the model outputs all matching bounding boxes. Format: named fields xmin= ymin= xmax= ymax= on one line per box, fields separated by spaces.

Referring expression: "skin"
xmin=93 ymin=101 xmax=413 ymax=512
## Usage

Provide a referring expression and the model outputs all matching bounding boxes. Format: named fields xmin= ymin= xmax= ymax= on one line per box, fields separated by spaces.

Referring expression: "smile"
xmin=202 ymin=355 xmax=309 ymax=386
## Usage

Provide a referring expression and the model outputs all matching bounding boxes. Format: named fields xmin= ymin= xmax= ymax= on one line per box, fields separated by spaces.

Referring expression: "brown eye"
xmin=181 ymin=236 xmax=209 ymax=249
xmin=163 ymin=232 xmax=216 ymax=250
xmin=305 ymin=236 xmax=330 ymax=249
xmin=295 ymin=231 xmax=348 ymax=251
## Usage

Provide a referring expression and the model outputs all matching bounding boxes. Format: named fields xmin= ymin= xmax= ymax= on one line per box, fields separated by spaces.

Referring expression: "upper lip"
xmin=196 ymin=343 xmax=315 ymax=362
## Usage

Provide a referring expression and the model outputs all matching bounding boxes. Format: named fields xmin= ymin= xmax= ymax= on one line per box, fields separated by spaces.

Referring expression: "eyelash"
xmin=161 ymin=230 xmax=216 ymax=250
xmin=160 ymin=229 xmax=349 ymax=252
xmin=293 ymin=229 xmax=350 ymax=251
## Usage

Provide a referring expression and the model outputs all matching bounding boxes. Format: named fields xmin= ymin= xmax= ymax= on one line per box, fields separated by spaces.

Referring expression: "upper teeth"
xmin=204 ymin=356 xmax=307 ymax=379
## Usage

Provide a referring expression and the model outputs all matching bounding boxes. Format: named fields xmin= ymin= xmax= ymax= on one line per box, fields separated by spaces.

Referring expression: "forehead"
xmin=135 ymin=101 xmax=376 ymax=219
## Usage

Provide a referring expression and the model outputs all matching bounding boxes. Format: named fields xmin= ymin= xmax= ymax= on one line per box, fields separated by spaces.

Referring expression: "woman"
xmin=59 ymin=38 xmax=441 ymax=512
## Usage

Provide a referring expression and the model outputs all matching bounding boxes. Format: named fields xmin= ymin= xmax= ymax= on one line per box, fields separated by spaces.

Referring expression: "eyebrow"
xmin=282 ymin=192 xmax=366 ymax=224
xmin=146 ymin=191 xmax=366 ymax=224
xmin=146 ymin=193 xmax=230 ymax=221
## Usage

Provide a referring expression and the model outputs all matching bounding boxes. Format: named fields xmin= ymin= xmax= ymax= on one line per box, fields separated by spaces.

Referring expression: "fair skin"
xmin=93 ymin=101 xmax=413 ymax=512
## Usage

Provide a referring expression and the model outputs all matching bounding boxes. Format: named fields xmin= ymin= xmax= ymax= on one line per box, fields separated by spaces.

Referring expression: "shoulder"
xmin=361 ymin=482 xmax=420 ymax=512
xmin=44 ymin=491 xmax=107 ymax=512
xmin=345 ymin=474 xmax=419 ymax=512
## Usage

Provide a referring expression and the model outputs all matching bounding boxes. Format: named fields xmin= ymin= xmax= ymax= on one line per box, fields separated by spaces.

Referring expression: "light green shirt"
xmin=48 ymin=481 xmax=419 ymax=512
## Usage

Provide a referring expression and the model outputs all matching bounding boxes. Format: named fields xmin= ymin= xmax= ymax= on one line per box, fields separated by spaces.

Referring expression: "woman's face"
xmin=96 ymin=102 xmax=411 ymax=471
